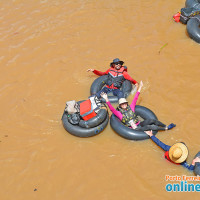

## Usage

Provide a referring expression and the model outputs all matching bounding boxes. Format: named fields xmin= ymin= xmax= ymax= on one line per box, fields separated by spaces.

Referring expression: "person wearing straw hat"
xmin=87 ymin=58 xmax=138 ymax=99
xmin=145 ymin=130 xmax=200 ymax=170
xmin=101 ymin=80 xmax=176 ymax=131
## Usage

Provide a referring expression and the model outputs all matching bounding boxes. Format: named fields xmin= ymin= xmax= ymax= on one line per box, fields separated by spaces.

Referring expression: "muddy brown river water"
xmin=0 ymin=0 xmax=200 ymax=199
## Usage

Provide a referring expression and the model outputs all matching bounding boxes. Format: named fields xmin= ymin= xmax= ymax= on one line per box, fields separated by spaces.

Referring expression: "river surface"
xmin=0 ymin=0 xmax=200 ymax=199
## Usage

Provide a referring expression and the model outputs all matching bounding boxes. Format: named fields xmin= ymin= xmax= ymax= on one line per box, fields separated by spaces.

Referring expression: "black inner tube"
xmin=187 ymin=15 xmax=200 ymax=43
xmin=79 ymin=108 xmax=108 ymax=128
xmin=90 ymin=75 xmax=133 ymax=103
xmin=62 ymin=112 xmax=109 ymax=137
xmin=186 ymin=0 xmax=200 ymax=9
xmin=62 ymin=100 xmax=109 ymax=137
xmin=194 ymin=151 xmax=200 ymax=176
xmin=110 ymin=105 xmax=158 ymax=141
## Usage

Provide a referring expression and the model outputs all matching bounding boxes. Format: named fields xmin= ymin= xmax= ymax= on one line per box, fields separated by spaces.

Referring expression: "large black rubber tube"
xmin=110 ymin=105 xmax=158 ymax=141
xmin=78 ymin=109 xmax=107 ymax=128
xmin=62 ymin=112 xmax=109 ymax=137
xmin=186 ymin=0 xmax=200 ymax=9
xmin=90 ymin=75 xmax=133 ymax=103
xmin=194 ymin=151 xmax=200 ymax=176
xmin=186 ymin=15 xmax=200 ymax=43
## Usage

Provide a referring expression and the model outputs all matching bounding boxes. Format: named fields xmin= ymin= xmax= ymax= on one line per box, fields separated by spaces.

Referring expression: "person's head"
xmin=110 ymin=58 xmax=124 ymax=70
xmin=119 ymin=98 xmax=128 ymax=109
xmin=169 ymin=142 xmax=189 ymax=163
xmin=65 ymin=100 xmax=79 ymax=114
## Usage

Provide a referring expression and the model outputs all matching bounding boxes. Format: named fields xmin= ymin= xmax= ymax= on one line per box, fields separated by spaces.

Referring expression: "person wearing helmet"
xmin=101 ymin=80 xmax=176 ymax=131
xmin=87 ymin=58 xmax=138 ymax=99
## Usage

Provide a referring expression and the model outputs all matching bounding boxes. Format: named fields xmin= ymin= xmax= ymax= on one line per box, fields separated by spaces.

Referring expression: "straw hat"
xmin=119 ymin=98 xmax=128 ymax=105
xmin=169 ymin=143 xmax=189 ymax=163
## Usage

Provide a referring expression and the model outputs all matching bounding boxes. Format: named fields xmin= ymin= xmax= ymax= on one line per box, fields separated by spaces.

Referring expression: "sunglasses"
xmin=114 ymin=62 xmax=121 ymax=65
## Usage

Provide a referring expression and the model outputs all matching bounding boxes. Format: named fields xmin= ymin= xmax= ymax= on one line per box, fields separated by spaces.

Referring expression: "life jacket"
xmin=110 ymin=64 xmax=128 ymax=72
xmin=117 ymin=105 xmax=139 ymax=126
xmin=106 ymin=66 xmax=126 ymax=88
xmin=164 ymin=151 xmax=180 ymax=165
xmin=79 ymin=99 xmax=98 ymax=121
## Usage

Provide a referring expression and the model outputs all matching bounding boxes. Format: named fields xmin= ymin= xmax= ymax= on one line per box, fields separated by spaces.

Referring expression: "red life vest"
xmin=79 ymin=99 xmax=97 ymax=121
xmin=164 ymin=151 xmax=180 ymax=165
xmin=106 ymin=66 xmax=126 ymax=88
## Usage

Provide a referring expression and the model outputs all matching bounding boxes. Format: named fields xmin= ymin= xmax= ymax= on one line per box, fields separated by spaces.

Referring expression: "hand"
xmin=87 ymin=69 xmax=94 ymax=72
xmin=100 ymin=92 xmax=109 ymax=102
xmin=192 ymin=157 xmax=200 ymax=165
xmin=129 ymin=120 xmax=137 ymax=129
xmin=138 ymin=81 xmax=143 ymax=92
xmin=139 ymin=80 xmax=143 ymax=88
xmin=144 ymin=130 xmax=153 ymax=137
xmin=135 ymin=83 xmax=139 ymax=90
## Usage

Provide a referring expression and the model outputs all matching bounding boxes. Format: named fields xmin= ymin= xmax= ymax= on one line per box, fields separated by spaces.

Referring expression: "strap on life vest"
xmin=80 ymin=99 xmax=97 ymax=121
xmin=117 ymin=105 xmax=139 ymax=126
xmin=123 ymin=66 xmax=127 ymax=72
xmin=108 ymin=66 xmax=125 ymax=77
xmin=106 ymin=67 xmax=126 ymax=88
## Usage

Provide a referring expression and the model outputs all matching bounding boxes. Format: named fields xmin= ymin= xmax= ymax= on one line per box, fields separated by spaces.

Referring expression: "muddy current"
xmin=0 ymin=0 xmax=200 ymax=199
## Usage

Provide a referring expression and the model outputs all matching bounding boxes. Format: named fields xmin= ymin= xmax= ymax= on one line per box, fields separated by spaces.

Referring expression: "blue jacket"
xmin=151 ymin=135 xmax=194 ymax=171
